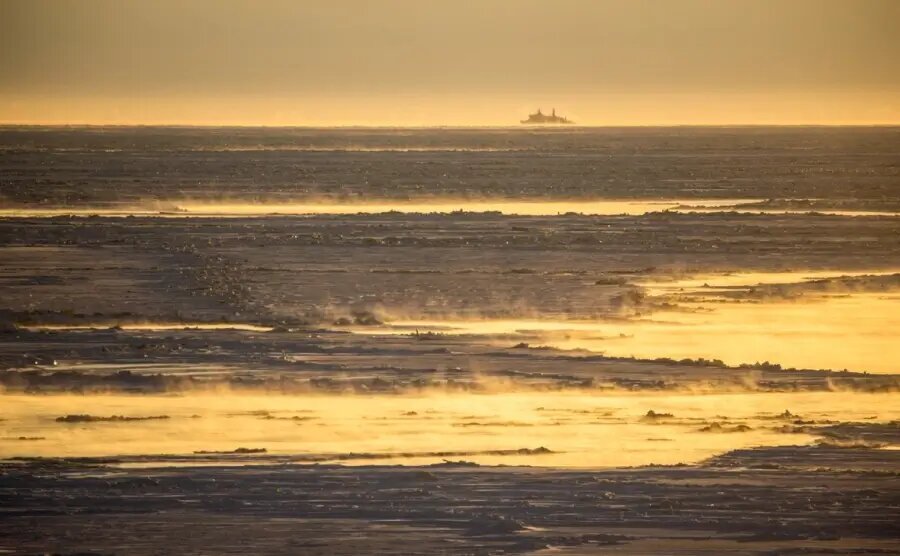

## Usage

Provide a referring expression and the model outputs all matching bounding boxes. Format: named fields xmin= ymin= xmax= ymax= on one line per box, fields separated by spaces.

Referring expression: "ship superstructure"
xmin=521 ymin=108 xmax=572 ymax=124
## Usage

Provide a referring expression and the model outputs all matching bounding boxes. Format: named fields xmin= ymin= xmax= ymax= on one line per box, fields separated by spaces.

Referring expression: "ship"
xmin=521 ymin=108 xmax=573 ymax=124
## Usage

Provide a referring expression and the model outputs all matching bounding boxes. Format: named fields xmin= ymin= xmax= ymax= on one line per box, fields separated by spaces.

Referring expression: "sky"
xmin=1 ymin=0 xmax=898 ymax=125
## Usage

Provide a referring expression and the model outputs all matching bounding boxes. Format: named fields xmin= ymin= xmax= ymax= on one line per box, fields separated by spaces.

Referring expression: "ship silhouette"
xmin=521 ymin=108 xmax=572 ymax=124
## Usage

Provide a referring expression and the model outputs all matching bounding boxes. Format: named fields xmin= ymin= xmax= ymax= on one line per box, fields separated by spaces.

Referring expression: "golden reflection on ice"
xmin=0 ymin=199 xmax=752 ymax=217
xmin=23 ymin=322 xmax=273 ymax=332
xmin=2 ymin=391 xmax=894 ymax=467
xmin=172 ymin=199 xmax=753 ymax=216
xmin=3 ymin=199 xmax=898 ymax=218
xmin=634 ymin=270 xmax=899 ymax=296
xmin=358 ymin=271 xmax=900 ymax=373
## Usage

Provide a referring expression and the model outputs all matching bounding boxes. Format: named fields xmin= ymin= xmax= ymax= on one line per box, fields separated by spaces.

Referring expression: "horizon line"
xmin=2 ymin=122 xmax=899 ymax=129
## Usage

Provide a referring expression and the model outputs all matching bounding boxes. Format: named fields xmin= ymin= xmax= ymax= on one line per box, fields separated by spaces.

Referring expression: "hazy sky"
xmin=1 ymin=0 xmax=898 ymax=125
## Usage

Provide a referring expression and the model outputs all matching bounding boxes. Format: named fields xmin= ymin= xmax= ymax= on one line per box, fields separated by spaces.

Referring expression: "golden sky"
xmin=1 ymin=0 xmax=898 ymax=125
